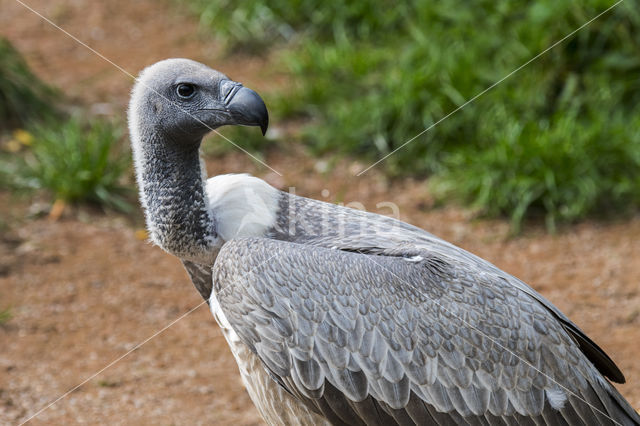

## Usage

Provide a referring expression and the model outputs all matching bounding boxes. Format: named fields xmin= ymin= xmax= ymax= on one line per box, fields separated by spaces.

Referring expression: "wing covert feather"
xmin=213 ymin=237 xmax=638 ymax=425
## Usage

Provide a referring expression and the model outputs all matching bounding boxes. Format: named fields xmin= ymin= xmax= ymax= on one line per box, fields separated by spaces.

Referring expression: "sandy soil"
xmin=1 ymin=0 xmax=639 ymax=424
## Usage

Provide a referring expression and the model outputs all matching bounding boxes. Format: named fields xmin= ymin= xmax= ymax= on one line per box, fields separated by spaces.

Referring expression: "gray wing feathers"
xmin=274 ymin=193 xmax=625 ymax=384
xmin=213 ymin=237 xmax=639 ymax=425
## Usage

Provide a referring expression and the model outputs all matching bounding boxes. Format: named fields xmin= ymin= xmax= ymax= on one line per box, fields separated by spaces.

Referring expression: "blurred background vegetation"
xmin=2 ymin=0 xmax=639 ymax=230
xmin=183 ymin=0 xmax=640 ymax=230
xmin=0 ymin=37 xmax=131 ymax=212
xmin=0 ymin=38 xmax=58 ymax=130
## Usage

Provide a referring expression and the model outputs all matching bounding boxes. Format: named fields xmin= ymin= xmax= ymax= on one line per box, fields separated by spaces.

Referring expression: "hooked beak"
xmin=223 ymin=83 xmax=269 ymax=135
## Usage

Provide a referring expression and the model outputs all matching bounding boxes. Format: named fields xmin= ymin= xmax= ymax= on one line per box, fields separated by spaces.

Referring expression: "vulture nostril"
xmin=220 ymin=80 xmax=242 ymax=105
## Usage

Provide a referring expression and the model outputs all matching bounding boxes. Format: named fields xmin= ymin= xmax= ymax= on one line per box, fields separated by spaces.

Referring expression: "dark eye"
xmin=176 ymin=83 xmax=196 ymax=99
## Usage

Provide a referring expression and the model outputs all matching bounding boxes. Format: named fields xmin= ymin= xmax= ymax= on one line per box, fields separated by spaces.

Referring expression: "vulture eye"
xmin=176 ymin=83 xmax=196 ymax=99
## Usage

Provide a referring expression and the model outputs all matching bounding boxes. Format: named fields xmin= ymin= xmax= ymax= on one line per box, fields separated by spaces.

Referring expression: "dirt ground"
xmin=1 ymin=0 xmax=639 ymax=425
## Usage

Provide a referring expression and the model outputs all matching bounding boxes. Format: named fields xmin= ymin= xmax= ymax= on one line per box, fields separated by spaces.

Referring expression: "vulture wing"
xmin=212 ymin=237 xmax=639 ymax=425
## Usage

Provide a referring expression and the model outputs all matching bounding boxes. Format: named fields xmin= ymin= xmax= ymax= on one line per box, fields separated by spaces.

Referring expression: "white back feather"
xmin=206 ymin=173 xmax=279 ymax=242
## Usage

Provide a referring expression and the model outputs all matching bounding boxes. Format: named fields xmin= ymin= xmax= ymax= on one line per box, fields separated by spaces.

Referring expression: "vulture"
xmin=128 ymin=58 xmax=639 ymax=425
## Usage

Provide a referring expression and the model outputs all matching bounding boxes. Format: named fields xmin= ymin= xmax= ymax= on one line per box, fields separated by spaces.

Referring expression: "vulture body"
xmin=128 ymin=58 xmax=640 ymax=426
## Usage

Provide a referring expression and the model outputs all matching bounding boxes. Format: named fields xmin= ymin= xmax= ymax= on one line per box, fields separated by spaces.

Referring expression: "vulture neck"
xmin=134 ymin=128 xmax=220 ymax=264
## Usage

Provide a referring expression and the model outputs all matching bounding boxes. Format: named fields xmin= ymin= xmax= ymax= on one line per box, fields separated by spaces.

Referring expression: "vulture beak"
xmin=223 ymin=83 xmax=269 ymax=136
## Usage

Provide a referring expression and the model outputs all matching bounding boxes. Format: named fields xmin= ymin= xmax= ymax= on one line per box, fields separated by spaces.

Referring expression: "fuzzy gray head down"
xmin=128 ymin=58 xmax=268 ymax=264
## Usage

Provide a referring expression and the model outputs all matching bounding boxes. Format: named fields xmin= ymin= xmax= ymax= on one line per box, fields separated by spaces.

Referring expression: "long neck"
xmin=133 ymin=128 xmax=220 ymax=264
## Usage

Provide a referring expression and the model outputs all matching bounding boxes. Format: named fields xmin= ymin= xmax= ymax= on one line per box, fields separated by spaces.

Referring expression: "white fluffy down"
xmin=206 ymin=173 xmax=279 ymax=242
xmin=210 ymin=291 xmax=240 ymax=344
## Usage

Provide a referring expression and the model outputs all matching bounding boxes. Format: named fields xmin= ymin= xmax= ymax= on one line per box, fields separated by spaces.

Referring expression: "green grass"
xmin=0 ymin=38 xmax=58 ymax=131
xmin=0 ymin=309 xmax=11 ymax=325
xmin=0 ymin=39 xmax=133 ymax=213
xmin=185 ymin=0 xmax=640 ymax=230
xmin=97 ymin=379 xmax=120 ymax=388
xmin=9 ymin=117 xmax=132 ymax=211
xmin=432 ymin=107 xmax=640 ymax=232
xmin=179 ymin=0 xmax=409 ymax=53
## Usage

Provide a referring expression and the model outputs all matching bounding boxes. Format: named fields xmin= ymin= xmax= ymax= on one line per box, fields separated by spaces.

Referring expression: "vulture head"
xmin=129 ymin=58 xmax=268 ymax=146
xmin=127 ymin=58 xmax=270 ymax=264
